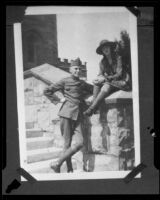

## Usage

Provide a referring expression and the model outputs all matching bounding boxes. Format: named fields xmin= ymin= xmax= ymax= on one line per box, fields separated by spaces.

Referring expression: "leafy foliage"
xmin=115 ymin=30 xmax=132 ymax=77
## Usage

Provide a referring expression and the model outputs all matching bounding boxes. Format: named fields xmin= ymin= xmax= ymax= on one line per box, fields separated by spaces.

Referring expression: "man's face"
xmin=70 ymin=66 xmax=81 ymax=77
xmin=102 ymin=46 xmax=111 ymax=56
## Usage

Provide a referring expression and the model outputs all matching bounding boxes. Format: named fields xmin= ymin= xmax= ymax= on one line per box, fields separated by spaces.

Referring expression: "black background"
xmin=3 ymin=3 xmax=159 ymax=195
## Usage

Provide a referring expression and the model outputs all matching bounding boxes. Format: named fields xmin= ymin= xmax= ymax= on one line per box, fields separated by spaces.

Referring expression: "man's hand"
xmin=44 ymin=84 xmax=53 ymax=94
xmin=51 ymin=97 xmax=65 ymax=105
xmin=47 ymin=84 xmax=54 ymax=90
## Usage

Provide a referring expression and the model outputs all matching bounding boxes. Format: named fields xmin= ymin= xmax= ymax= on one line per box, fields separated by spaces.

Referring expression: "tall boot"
xmin=51 ymin=146 xmax=81 ymax=173
xmin=66 ymin=157 xmax=73 ymax=173
xmin=83 ymin=90 xmax=108 ymax=116
xmin=93 ymin=85 xmax=101 ymax=101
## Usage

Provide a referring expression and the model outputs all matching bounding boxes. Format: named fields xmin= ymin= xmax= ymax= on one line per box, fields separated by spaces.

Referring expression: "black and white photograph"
xmin=14 ymin=6 xmax=140 ymax=180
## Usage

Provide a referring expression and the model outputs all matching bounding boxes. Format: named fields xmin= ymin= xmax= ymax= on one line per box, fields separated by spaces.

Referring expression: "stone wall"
xmin=69 ymin=100 xmax=135 ymax=172
xmin=22 ymin=15 xmax=58 ymax=70
xmin=47 ymin=99 xmax=135 ymax=172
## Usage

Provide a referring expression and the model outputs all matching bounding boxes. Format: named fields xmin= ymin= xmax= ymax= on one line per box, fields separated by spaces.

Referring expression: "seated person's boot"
xmin=83 ymin=90 xmax=108 ymax=116
xmin=83 ymin=107 xmax=95 ymax=116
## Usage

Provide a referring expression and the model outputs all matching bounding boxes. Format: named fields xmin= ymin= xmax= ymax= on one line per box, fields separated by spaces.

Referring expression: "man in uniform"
xmin=43 ymin=58 xmax=93 ymax=173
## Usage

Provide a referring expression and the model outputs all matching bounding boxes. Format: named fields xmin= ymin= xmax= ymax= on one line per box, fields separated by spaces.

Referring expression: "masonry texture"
xmin=24 ymin=67 xmax=134 ymax=173
xmin=22 ymin=15 xmax=87 ymax=80
xmin=22 ymin=15 xmax=58 ymax=70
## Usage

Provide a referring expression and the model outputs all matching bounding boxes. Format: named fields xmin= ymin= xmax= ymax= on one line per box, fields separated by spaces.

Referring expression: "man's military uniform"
xmin=44 ymin=74 xmax=92 ymax=172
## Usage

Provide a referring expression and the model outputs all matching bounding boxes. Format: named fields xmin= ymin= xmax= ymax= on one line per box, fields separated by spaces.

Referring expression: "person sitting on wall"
xmin=83 ymin=39 xmax=132 ymax=116
xmin=43 ymin=58 xmax=93 ymax=173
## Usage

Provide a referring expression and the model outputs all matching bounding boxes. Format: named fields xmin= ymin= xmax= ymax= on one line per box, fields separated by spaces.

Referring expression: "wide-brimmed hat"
xmin=96 ymin=40 xmax=116 ymax=55
xmin=70 ymin=57 xmax=81 ymax=67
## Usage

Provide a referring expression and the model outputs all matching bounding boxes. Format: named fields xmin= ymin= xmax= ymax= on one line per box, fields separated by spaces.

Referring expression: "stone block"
xmin=105 ymin=90 xmax=132 ymax=105
xmin=83 ymin=154 xmax=119 ymax=172
xmin=26 ymin=129 xmax=44 ymax=138
xmin=27 ymin=147 xmax=62 ymax=163
xmin=25 ymin=122 xmax=35 ymax=129
xmin=26 ymin=136 xmax=54 ymax=150
xmin=90 ymin=114 xmax=104 ymax=152
xmin=27 ymin=158 xmax=77 ymax=174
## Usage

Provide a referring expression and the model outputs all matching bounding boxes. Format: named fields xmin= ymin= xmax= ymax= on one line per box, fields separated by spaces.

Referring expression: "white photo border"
xmin=14 ymin=6 xmax=141 ymax=181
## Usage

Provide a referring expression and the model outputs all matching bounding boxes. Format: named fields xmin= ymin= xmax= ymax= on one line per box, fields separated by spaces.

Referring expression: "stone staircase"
xmin=26 ymin=158 xmax=77 ymax=174
xmin=25 ymin=128 xmax=120 ymax=173
xmin=26 ymin=129 xmax=44 ymax=138
xmin=25 ymin=89 xmax=134 ymax=174
xmin=25 ymin=128 xmax=73 ymax=173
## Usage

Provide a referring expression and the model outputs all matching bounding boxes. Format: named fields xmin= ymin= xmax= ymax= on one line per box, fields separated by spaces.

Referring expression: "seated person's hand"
xmin=93 ymin=75 xmax=105 ymax=85
xmin=106 ymin=75 xmax=113 ymax=81
xmin=104 ymin=73 xmax=113 ymax=81
xmin=60 ymin=98 xmax=66 ymax=103
xmin=92 ymin=79 xmax=99 ymax=85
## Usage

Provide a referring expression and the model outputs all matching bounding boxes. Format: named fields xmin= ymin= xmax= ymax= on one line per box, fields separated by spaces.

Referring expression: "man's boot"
xmin=50 ymin=146 xmax=81 ymax=173
xmin=66 ymin=157 xmax=73 ymax=173
xmin=50 ymin=162 xmax=61 ymax=173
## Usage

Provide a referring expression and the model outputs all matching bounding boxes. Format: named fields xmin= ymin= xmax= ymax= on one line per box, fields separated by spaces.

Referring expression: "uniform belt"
xmin=65 ymin=97 xmax=81 ymax=105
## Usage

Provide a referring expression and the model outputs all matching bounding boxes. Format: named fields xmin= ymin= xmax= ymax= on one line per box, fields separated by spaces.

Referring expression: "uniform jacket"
xmin=44 ymin=75 xmax=93 ymax=120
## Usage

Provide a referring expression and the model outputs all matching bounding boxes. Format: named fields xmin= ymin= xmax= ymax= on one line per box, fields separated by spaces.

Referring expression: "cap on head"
xmin=96 ymin=40 xmax=116 ymax=55
xmin=70 ymin=57 xmax=81 ymax=67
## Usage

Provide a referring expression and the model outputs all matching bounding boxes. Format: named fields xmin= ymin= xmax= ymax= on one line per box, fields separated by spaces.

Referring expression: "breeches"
xmin=60 ymin=117 xmax=84 ymax=150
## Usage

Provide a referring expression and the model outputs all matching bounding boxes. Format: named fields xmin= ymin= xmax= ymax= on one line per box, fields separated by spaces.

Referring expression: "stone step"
xmin=27 ymin=153 xmax=120 ymax=173
xmin=27 ymin=158 xmax=77 ymax=174
xmin=25 ymin=122 xmax=34 ymax=129
xmin=83 ymin=153 xmax=120 ymax=172
xmin=26 ymin=149 xmax=120 ymax=172
xmin=27 ymin=147 xmax=62 ymax=163
xmin=26 ymin=159 xmax=58 ymax=171
xmin=26 ymin=129 xmax=44 ymax=138
xmin=26 ymin=136 xmax=54 ymax=150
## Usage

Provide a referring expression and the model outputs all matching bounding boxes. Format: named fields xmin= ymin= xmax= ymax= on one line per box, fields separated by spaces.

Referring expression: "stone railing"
xmin=52 ymin=90 xmax=134 ymax=172
xmin=60 ymin=90 xmax=133 ymax=172
xmin=81 ymin=90 xmax=134 ymax=171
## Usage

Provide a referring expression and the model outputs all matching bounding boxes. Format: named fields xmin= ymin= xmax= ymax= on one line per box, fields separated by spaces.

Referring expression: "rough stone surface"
xmin=83 ymin=154 xmax=119 ymax=172
xmin=24 ymin=84 xmax=134 ymax=172
xmin=90 ymin=114 xmax=104 ymax=152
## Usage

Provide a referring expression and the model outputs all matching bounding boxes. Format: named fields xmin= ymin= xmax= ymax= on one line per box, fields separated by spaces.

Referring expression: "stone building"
xmin=24 ymin=63 xmax=69 ymax=130
xmin=23 ymin=63 xmax=134 ymax=173
xmin=22 ymin=15 xmax=58 ymax=70
xmin=22 ymin=15 xmax=87 ymax=80
xmin=22 ymin=15 xmax=134 ymax=174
